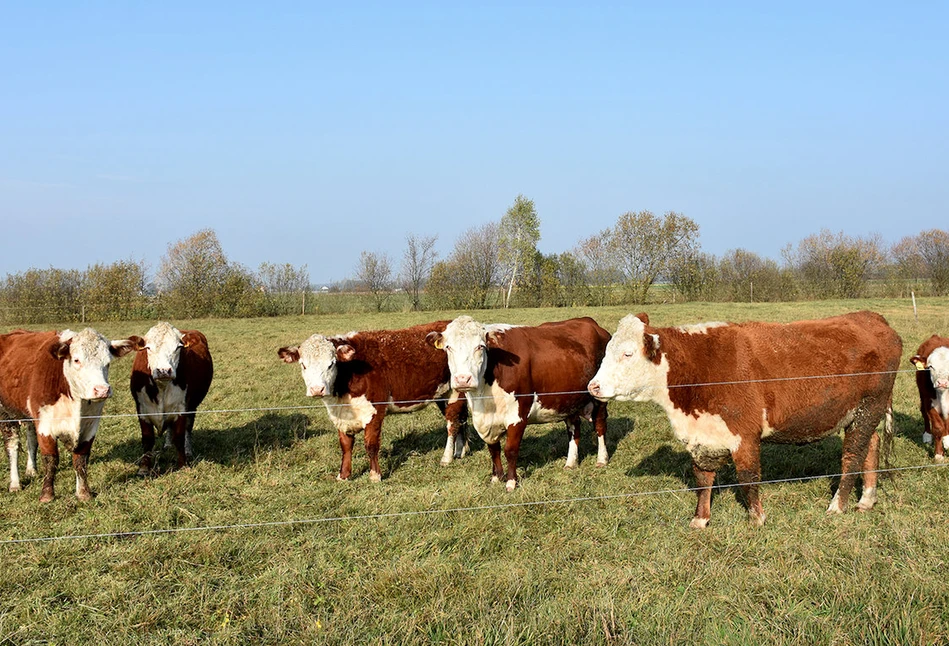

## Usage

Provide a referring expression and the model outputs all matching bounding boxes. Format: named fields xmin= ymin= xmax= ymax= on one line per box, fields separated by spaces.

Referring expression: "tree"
xmin=499 ymin=195 xmax=541 ymax=308
xmin=783 ymin=229 xmax=886 ymax=299
xmin=905 ymin=229 xmax=949 ymax=295
xmin=609 ymin=210 xmax=700 ymax=304
xmin=668 ymin=251 xmax=718 ymax=302
xmin=83 ymin=259 xmax=148 ymax=320
xmin=400 ymin=234 xmax=438 ymax=311
xmin=425 ymin=222 xmax=502 ymax=309
xmin=258 ymin=262 xmax=310 ymax=315
xmin=575 ymin=229 xmax=622 ymax=306
xmin=356 ymin=251 xmax=392 ymax=312
xmin=157 ymin=229 xmax=234 ymax=317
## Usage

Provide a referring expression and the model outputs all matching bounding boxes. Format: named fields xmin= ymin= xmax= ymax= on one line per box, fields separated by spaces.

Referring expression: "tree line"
xmin=2 ymin=206 xmax=948 ymax=324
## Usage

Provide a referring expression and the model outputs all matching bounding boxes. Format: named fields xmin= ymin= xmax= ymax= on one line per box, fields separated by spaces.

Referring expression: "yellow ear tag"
xmin=435 ymin=338 xmax=444 ymax=350
xmin=912 ymin=359 xmax=926 ymax=371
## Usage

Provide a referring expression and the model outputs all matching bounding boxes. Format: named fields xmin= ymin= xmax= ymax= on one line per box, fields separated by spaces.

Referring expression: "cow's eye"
xmin=622 ymin=351 xmax=635 ymax=359
xmin=445 ymin=345 xmax=452 ymax=353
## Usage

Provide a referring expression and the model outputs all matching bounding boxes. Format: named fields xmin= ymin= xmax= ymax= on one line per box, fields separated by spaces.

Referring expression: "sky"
xmin=1 ymin=2 xmax=947 ymax=285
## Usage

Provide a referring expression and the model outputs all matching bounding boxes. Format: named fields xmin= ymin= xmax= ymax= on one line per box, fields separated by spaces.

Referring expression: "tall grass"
xmin=0 ymin=298 xmax=947 ymax=645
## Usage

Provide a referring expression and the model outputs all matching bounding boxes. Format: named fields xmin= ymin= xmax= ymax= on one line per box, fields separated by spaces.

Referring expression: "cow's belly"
xmin=136 ymin=384 xmax=188 ymax=429
xmin=325 ymin=395 xmax=376 ymax=435
xmin=763 ymin=407 xmax=857 ymax=444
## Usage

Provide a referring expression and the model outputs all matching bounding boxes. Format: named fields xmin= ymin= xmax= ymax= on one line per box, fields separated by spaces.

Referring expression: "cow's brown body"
xmin=911 ymin=335 xmax=949 ymax=460
xmin=589 ymin=311 xmax=902 ymax=527
xmin=130 ymin=329 xmax=213 ymax=473
xmin=279 ymin=321 xmax=469 ymax=481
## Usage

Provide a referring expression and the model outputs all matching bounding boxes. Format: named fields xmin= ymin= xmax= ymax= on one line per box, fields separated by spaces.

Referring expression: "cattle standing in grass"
xmin=911 ymin=335 xmax=949 ymax=461
xmin=0 ymin=328 xmax=140 ymax=502
xmin=130 ymin=322 xmax=213 ymax=475
xmin=427 ymin=316 xmax=611 ymax=492
xmin=587 ymin=311 xmax=901 ymax=528
xmin=278 ymin=321 xmax=469 ymax=481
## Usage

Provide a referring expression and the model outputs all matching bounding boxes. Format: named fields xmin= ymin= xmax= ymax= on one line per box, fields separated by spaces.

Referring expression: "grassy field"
xmin=1 ymin=299 xmax=948 ymax=645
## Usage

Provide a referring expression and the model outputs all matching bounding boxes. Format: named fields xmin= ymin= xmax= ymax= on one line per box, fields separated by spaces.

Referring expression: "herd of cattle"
xmin=2 ymin=311 xmax=949 ymax=528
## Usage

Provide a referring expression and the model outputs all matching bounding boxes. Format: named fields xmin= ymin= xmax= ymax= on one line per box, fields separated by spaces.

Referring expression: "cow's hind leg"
xmin=487 ymin=442 xmax=504 ymax=484
xmin=830 ymin=406 xmax=882 ymax=514
xmin=732 ymin=436 xmax=765 ymax=526
xmin=72 ymin=439 xmax=94 ymax=501
xmin=3 ymin=422 xmax=20 ymax=492
xmin=855 ymin=431 xmax=880 ymax=511
xmin=337 ymin=431 xmax=355 ymax=481
xmin=24 ymin=423 xmax=37 ymax=478
xmin=138 ymin=419 xmax=158 ymax=476
xmin=691 ymin=463 xmax=716 ymax=529
xmin=363 ymin=407 xmax=386 ymax=482
xmin=38 ymin=434 xmax=59 ymax=503
xmin=564 ymin=416 xmax=580 ymax=469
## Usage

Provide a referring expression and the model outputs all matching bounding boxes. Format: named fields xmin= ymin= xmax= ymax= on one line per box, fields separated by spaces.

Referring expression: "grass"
xmin=1 ymin=298 xmax=948 ymax=645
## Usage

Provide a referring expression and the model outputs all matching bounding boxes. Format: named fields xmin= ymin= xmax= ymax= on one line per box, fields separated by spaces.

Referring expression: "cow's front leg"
xmin=337 ymin=430 xmax=355 ymax=481
xmin=855 ymin=431 xmax=880 ymax=511
xmin=732 ymin=437 xmax=765 ymax=526
xmin=503 ymin=421 xmax=527 ymax=492
xmin=564 ymin=417 xmax=580 ymax=469
xmin=72 ymin=439 xmax=94 ymax=501
xmin=3 ymin=423 xmax=20 ymax=492
xmin=24 ymin=423 xmax=37 ymax=478
xmin=487 ymin=442 xmax=504 ymax=483
xmin=37 ymin=433 xmax=59 ymax=503
xmin=593 ymin=400 xmax=609 ymax=467
xmin=691 ymin=463 xmax=715 ymax=529
xmin=929 ymin=408 xmax=948 ymax=462
xmin=363 ymin=407 xmax=386 ymax=483
xmin=441 ymin=395 xmax=469 ymax=465
xmin=138 ymin=419 xmax=157 ymax=476
xmin=833 ymin=411 xmax=878 ymax=514
xmin=171 ymin=416 xmax=189 ymax=469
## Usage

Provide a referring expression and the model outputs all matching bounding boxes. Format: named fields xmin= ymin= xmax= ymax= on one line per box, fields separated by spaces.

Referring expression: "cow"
xmin=278 ymin=321 xmax=469 ymax=482
xmin=0 ymin=328 xmax=141 ymax=502
xmin=587 ymin=311 xmax=901 ymax=528
xmin=910 ymin=335 xmax=949 ymax=461
xmin=130 ymin=322 xmax=213 ymax=475
xmin=426 ymin=316 xmax=611 ymax=492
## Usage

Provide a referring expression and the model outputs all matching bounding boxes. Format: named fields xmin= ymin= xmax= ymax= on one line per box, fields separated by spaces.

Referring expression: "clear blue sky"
xmin=2 ymin=2 xmax=946 ymax=285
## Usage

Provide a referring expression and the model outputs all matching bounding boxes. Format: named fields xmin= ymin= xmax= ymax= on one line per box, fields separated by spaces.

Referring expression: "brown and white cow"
xmin=0 ymin=328 xmax=140 ymax=502
xmin=130 ymin=322 xmax=213 ymax=475
xmin=588 ymin=311 xmax=901 ymax=528
xmin=278 ymin=321 xmax=469 ymax=482
xmin=427 ymin=316 xmax=611 ymax=492
xmin=910 ymin=335 xmax=949 ymax=461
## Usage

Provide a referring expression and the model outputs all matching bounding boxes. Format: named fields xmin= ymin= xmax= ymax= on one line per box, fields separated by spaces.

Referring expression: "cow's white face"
xmin=279 ymin=334 xmax=351 ymax=398
xmin=142 ymin=322 xmax=184 ymax=381
xmin=55 ymin=328 xmax=138 ymax=401
xmin=428 ymin=316 xmax=490 ymax=392
xmin=927 ymin=347 xmax=949 ymax=392
xmin=588 ymin=314 xmax=665 ymax=402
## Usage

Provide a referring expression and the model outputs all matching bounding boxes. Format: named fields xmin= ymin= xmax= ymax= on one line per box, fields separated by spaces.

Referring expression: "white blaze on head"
xmin=54 ymin=328 xmax=137 ymax=401
xmin=428 ymin=316 xmax=492 ymax=392
xmin=928 ymin=347 xmax=949 ymax=391
xmin=143 ymin=322 xmax=184 ymax=381
xmin=279 ymin=334 xmax=352 ymax=398
xmin=588 ymin=314 xmax=664 ymax=402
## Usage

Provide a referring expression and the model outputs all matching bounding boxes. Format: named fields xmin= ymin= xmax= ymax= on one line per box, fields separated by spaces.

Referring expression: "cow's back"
xmin=0 ymin=330 xmax=67 ymax=417
xmin=178 ymin=330 xmax=213 ymax=410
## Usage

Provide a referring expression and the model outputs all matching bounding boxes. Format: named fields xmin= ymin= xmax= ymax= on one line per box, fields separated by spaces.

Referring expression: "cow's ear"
xmin=181 ymin=332 xmax=200 ymax=349
xmin=337 ymin=344 xmax=356 ymax=362
xmin=644 ymin=333 xmax=661 ymax=363
xmin=634 ymin=312 xmax=650 ymax=326
xmin=911 ymin=355 xmax=927 ymax=370
xmin=50 ymin=340 xmax=71 ymax=361
xmin=278 ymin=346 xmax=301 ymax=363
xmin=486 ymin=330 xmax=504 ymax=348
xmin=426 ymin=331 xmax=445 ymax=350
xmin=111 ymin=336 xmax=142 ymax=358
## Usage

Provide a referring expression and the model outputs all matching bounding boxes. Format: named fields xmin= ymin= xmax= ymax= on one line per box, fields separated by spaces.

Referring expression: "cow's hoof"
xmin=596 ymin=460 xmax=608 ymax=468
xmin=439 ymin=458 xmax=453 ymax=467
xmin=749 ymin=513 xmax=766 ymax=527
xmin=9 ymin=484 xmax=20 ymax=493
xmin=505 ymin=479 xmax=517 ymax=492
xmin=689 ymin=517 xmax=710 ymax=529
xmin=369 ymin=471 xmax=382 ymax=483
xmin=563 ymin=462 xmax=577 ymax=470
xmin=76 ymin=491 xmax=94 ymax=502
xmin=336 ymin=474 xmax=350 ymax=482
xmin=490 ymin=475 xmax=500 ymax=484
xmin=39 ymin=492 xmax=54 ymax=504
xmin=935 ymin=454 xmax=946 ymax=463
xmin=24 ymin=469 xmax=36 ymax=479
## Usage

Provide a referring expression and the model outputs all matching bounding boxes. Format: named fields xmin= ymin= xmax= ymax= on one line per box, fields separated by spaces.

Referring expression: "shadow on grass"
xmin=103 ymin=412 xmax=317 ymax=476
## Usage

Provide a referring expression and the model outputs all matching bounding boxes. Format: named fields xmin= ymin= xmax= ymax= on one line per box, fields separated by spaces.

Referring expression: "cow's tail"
xmin=880 ymin=397 xmax=895 ymax=474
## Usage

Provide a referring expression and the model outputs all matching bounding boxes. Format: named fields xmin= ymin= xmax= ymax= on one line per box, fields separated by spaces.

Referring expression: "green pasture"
xmin=1 ymin=299 xmax=948 ymax=645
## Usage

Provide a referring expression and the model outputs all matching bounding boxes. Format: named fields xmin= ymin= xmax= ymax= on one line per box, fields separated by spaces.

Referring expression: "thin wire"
xmin=1 ymin=462 xmax=944 ymax=546
xmin=0 ymin=368 xmax=920 ymax=425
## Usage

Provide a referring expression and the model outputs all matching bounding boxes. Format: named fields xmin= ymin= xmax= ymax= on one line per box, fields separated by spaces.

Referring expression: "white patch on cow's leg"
xmin=25 ymin=424 xmax=37 ymax=478
xmin=490 ymin=475 xmax=500 ymax=484
xmin=596 ymin=435 xmax=609 ymax=467
xmin=826 ymin=490 xmax=844 ymax=514
xmin=564 ymin=424 xmax=579 ymax=470
xmin=748 ymin=509 xmax=766 ymax=527
xmin=369 ymin=470 xmax=382 ymax=483
xmin=936 ymin=453 xmax=946 ymax=463
xmin=942 ymin=435 xmax=949 ymax=451
xmin=689 ymin=517 xmax=710 ymax=529
xmin=505 ymin=478 xmax=517 ymax=492
xmin=855 ymin=486 xmax=877 ymax=511
xmin=441 ymin=433 xmax=455 ymax=466
xmin=164 ymin=432 xmax=173 ymax=450
xmin=454 ymin=427 xmax=469 ymax=459
xmin=184 ymin=430 xmax=194 ymax=460
xmin=923 ymin=432 xmax=933 ymax=445
xmin=6 ymin=430 xmax=20 ymax=492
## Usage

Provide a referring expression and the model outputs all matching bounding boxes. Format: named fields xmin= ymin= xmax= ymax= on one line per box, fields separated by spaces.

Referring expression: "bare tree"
xmin=400 ymin=234 xmax=438 ymax=311
xmin=575 ymin=228 xmax=622 ymax=306
xmin=783 ymin=229 xmax=886 ymax=298
xmin=609 ymin=210 xmax=700 ymax=304
xmin=356 ymin=251 xmax=392 ymax=312
xmin=157 ymin=229 xmax=234 ymax=317
xmin=426 ymin=222 xmax=502 ymax=309
xmin=499 ymin=195 xmax=540 ymax=308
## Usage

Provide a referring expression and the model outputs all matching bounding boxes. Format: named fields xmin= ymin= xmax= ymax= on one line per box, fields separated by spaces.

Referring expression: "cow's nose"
xmin=937 ymin=379 xmax=949 ymax=391
xmin=588 ymin=380 xmax=601 ymax=397
xmin=307 ymin=385 xmax=326 ymax=397
xmin=154 ymin=368 xmax=174 ymax=380
xmin=453 ymin=374 xmax=473 ymax=389
xmin=92 ymin=385 xmax=112 ymax=400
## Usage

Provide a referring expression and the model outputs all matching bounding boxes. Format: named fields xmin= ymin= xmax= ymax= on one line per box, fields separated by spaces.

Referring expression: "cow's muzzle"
xmin=307 ymin=385 xmax=326 ymax=397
